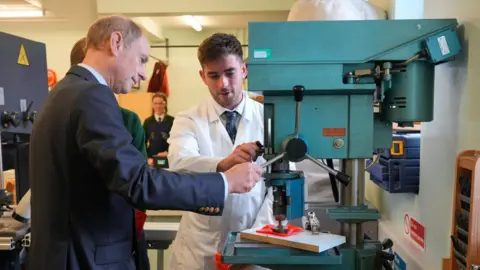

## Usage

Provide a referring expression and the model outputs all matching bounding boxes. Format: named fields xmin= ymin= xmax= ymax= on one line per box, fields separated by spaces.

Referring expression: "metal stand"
xmin=143 ymin=222 xmax=179 ymax=270
xmin=340 ymin=159 xmax=366 ymax=246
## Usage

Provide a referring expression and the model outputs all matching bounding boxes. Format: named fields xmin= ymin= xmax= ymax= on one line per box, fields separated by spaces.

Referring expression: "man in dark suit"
xmin=70 ymin=36 xmax=151 ymax=270
xmin=28 ymin=15 xmax=263 ymax=270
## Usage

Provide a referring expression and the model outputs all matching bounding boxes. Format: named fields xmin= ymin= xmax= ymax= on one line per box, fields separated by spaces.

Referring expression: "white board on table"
xmin=239 ymin=228 xmax=346 ymax=253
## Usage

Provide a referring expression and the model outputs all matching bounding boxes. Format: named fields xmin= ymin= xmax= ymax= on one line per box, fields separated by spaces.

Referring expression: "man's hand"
xmin=157 ymin=151 xmax=168 ymax=157
xmin=224 ymin=162 xmax=263 ymax=194
xmin=217 ymin=142 xmax=260 ymax=172
xmin=147 ymin=158 xmax=154 ymax=167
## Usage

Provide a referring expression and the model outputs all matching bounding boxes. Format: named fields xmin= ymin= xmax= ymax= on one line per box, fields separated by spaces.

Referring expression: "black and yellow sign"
xmin=17 ymin=44 xmax=29 ymax=66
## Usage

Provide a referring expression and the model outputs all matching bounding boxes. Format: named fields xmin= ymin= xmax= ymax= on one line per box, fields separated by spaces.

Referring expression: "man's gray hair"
xmin=86 ymin=15 xmax=143 ymax=50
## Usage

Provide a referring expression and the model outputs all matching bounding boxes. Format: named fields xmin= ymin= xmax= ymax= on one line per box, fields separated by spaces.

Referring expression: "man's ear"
xmin=199 ymin=69 xmax=207 ymax=84
xmin=242 ymin=62 xmax=248 ymax=79
xmin=109 ymin=31 xmax=123 ymax=57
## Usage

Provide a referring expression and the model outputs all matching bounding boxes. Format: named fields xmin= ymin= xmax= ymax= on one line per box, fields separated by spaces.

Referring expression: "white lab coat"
xmin=287 ymin=0 xmax=386 ymax=21
xmin=167 ymin=92 xmax=277 ymax=270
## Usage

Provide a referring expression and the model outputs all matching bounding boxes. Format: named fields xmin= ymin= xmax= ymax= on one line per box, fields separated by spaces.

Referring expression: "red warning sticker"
xmin=323 ymin=128 xmax=346 ymax=137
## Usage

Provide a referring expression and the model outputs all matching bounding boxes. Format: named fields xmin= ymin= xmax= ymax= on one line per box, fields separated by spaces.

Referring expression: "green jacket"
xmin=120 ymin=107 xmax=148 ymax=157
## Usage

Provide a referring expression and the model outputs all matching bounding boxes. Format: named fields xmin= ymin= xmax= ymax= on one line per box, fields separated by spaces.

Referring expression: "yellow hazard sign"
xmin=17 ymin=44 xmax=29 ymax=66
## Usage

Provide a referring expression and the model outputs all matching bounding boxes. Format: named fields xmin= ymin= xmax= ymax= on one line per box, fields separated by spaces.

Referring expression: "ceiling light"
xmin=0 ymin=9 xmax=44 ymax=18
xmin=24 ymin=0 xmax=43 ymax=8
xmin=183 ymin=15 xmax=202 ymax=32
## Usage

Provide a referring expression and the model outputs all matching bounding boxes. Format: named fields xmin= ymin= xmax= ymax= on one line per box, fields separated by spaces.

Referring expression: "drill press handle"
xmin=305 ymin=154 xmax=351 ymax=186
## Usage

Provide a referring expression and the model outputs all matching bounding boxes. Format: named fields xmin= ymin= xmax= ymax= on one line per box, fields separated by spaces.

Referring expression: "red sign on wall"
xmin=404 ymin=213 xmax=425 ymax=250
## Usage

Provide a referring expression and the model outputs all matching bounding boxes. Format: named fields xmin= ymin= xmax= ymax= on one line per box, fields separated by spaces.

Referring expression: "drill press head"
xmin=255 ymin=19 xmax=462 ymax=237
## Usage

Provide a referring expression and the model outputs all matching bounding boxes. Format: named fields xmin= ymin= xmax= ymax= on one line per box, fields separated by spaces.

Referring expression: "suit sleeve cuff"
xmin=220 ymin=172 xmax=228 ymax=201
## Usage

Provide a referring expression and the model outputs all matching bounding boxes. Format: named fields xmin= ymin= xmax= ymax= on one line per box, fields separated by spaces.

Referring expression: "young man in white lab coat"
xmin=168 ymin=33 xmax=277 ymax=270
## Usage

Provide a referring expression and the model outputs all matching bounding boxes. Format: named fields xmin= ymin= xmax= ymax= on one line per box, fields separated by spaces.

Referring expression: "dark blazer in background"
xmin=143 ymin=114 xmax=174 ymax=157
xmin=28 ymin=65 xmax=226 ymax=270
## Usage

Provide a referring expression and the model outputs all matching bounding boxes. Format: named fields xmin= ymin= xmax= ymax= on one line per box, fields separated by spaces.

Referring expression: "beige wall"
xmin=0 ymin=25 xmax=248 ymax=118
xmin=364 ymin=0 xmax=480 ymax=269
xmin=141 ymin=28 xmax=248 ymax=116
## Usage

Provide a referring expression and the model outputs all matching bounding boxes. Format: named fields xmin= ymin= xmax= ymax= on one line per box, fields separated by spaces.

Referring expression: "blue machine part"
xmin=425 ymin=29 xmax=462 ymax=63
xmin=249 ymin=19 xmax=461 ymax=159
xmin=248 ymin=19 xmax=461 ymax=66
xmin=222 ymin=18 xmax=462 ymax=270
xmin=267 ymin=177 xmax=305 ymax=221
xmin=385 ymin=133 xmax=421 ymax=159
xmin=0 ymin=32 xmax=48 ymax=134
xmin=367 ymin=133 xmax=421 ymax=193
xmin=366 ymin=158 xmax=419 ymax=194
xmin=394 ymin=252 xmax=407 ymax=270
xmin=222 ymin=232 xmax=382 ymax=269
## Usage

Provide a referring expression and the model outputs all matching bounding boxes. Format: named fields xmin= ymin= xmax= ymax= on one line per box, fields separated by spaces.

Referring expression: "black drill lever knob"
xmin=255 ymin=141 xmax=265 ymax=154
xmin=254 ymin=141 xmax=265 ymax=161
xmin=335 ymin=171 xmax=351 ymax=186
xmin=293 ymin=85 xmax=305 ymax=102
xmin=382 ymin=238 xmax=394 ymax=250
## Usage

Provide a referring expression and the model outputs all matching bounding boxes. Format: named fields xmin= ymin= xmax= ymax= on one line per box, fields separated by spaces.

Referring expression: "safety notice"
xmin=404 ymin=213 xmax=425 ymax=250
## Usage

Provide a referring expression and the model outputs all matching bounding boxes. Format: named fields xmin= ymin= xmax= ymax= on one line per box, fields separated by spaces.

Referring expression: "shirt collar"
xmin=208 ymin=91 xmax=252 ymax=123
xmin=154 ymin=113 xmax=165 ymax=121
xmin=212 ymin=91 xmax=246 ymax=117
xmin=78 ymin=63 xmax=107 ymax=86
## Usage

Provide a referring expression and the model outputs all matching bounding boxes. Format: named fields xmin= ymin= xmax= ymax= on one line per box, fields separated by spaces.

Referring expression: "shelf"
xmin=456 ymin=226 xmax=468 ymax=237
xmin=458 ymin=156 xmax=477 ymax=171
xmin=448 ymin=150 xmax=480 ymax=269
xmin=459 ymin=195 xmax=470 ymax=204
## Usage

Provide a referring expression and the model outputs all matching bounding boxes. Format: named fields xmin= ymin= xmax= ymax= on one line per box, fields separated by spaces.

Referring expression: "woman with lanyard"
xmin=143 ymin=93 xmax=174 ymax=166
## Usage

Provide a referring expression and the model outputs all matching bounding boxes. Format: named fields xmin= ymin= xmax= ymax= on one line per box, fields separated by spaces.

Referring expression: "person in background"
xmin=70 ymin=36 xmax=150 ymax=270
xmin=29 ymin=15 xmax=262 ymax=270
xmin=168 ymin=33 xmax=289 ymax=270
xmin=142 ymin=93 xmax=174 ymax=166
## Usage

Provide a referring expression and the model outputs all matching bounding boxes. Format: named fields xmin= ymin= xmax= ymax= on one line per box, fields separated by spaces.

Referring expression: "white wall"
xmin=0 ymin=24 xmax=248 ymax=115
xmin=144 ymin=28 xmax=248 ymax=115
xmin=365 ymin=0 xmax=480 ymax=269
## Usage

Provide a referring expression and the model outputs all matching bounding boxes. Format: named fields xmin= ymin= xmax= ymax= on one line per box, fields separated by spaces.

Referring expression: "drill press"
xmin=222 ymin=18 xmax=462 ymax=269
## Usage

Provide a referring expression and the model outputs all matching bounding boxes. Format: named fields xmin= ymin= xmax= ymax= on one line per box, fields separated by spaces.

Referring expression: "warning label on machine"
xmin=404 ymin=213 xmax=426 ymax=251
xmin=322 ymin=128 xmax=346 ymax=136
xmin=17 ymin=44 xmax=30 ymax=66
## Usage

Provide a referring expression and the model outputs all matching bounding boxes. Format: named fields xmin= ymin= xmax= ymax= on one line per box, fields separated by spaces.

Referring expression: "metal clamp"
xmin=302 ymin=212 xmax=320 ymax=235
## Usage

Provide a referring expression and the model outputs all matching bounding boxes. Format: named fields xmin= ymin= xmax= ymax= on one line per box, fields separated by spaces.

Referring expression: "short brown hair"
xmin=86 ymin=15 xmax=143 ymax=51
xmin=197 ymin=33 xmax=243 ymax=67
xmin=70 ymin=37 xmax=86 ymax=66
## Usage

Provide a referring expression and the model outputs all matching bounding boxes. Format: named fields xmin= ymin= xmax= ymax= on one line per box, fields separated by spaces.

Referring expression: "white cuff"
xmin=220 ymin=172 xmax=228 ymax=201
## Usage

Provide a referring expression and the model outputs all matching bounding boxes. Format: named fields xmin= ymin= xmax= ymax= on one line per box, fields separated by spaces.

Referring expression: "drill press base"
xmin=239 ymin=227 xmax=345 ymax=253
xmin=222 ymin=232 xmax=384 ymax=270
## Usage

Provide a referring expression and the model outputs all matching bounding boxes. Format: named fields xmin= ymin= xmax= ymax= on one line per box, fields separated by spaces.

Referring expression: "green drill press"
xmin=221 ymin=19 xmax=462 ymax=269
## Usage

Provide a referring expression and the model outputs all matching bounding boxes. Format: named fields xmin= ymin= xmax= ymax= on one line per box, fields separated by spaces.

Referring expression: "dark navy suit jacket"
xmin=28 ymin=65 xmax=225 ymax=270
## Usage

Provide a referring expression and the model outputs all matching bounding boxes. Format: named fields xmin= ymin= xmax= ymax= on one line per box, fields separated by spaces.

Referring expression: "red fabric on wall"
xmin=147 ymin=61 xmax=170 ymax=97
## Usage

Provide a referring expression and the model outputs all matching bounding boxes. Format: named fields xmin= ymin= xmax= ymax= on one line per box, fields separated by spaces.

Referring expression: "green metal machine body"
xmin=221 ymin=19 xmax=462 ymax=269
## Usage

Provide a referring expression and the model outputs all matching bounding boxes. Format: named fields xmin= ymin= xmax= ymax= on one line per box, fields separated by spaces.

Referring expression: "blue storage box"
xmin=366 ymin=157 xmax=420 ymax=194
xmin=382 ymin=133 xmax=421 ymax=159
xmin=367 ymin=133 xmax=421 ymax=194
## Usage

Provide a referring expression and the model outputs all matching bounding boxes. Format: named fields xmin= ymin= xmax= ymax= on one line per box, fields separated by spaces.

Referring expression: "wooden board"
xmin=239 ymin=227 xmax=345 ymax=253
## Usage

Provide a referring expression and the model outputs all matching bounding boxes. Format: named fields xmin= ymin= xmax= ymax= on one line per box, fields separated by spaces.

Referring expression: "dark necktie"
xmin=222 ymin=111 xmax=237 ymax=144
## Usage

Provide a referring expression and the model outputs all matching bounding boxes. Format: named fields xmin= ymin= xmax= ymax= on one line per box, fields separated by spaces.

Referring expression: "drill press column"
xmin=340 ymin=159 xmax=366 ymax=246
